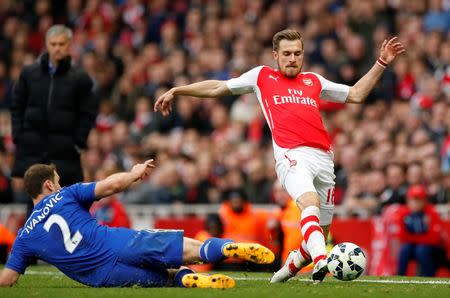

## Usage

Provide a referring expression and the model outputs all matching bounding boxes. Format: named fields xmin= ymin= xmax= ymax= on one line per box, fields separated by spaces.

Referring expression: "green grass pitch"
xmin=1 ymin=265 xmax=449 ymax=298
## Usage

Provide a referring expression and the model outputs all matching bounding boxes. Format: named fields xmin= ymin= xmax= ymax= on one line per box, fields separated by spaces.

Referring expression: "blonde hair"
xmin=272 ymin=29 xmax=304 ymax=52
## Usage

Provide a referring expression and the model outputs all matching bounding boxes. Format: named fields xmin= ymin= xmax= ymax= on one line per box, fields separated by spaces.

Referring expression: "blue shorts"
xmin=103 ymin=262 xmax=169 ymax=287
xmin=104 ymin=229 xmax=184 ymax=287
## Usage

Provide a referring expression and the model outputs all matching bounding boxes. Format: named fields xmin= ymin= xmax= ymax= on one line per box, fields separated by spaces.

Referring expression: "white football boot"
xmin=270 ymin=250 xmax=302 ymax=283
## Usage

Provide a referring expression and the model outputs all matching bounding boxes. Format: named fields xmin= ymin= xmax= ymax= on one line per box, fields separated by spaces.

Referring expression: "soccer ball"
xmin=327 ymin=242 xmax=366 ymax=281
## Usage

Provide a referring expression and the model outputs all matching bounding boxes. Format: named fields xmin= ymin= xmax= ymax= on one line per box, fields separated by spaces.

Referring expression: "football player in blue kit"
xmin=0 ymin=160 xmax=274 ymax=288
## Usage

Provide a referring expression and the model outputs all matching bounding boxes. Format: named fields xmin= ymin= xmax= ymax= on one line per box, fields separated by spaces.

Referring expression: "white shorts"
xmin=275 ymin=146 xmax=336 ymax=225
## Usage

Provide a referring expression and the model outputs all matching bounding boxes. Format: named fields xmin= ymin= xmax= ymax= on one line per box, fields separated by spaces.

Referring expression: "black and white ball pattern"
xmin=327 ymin=242 xmax=366 ymax=281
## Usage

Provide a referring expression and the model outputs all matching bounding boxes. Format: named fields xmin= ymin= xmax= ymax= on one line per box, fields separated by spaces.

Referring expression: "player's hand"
xmin=154 ymin=89 xmax=175 ymax=116
xmin=131 ymin=159 xmax=155 ymax=180
xmin=379 ymin=37 xmax=405 ymax=64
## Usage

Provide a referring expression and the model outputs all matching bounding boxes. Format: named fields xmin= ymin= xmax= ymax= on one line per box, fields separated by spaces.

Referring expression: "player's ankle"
xmin=313 ymin=255 xmax=327 ymax=265
xmin=174 ymin=267 xmax=195 ymax=287
xmin=199 ymin=237 xmax=234 ymax=263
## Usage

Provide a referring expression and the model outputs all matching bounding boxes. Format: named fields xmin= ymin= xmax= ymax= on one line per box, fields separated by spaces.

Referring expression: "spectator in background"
xmin=0 ymin=168 xmax=13 ymax=204
xmin=407 ymin=162 xmax=423 ymax=186
xmin=377 ymin=163 xmax=408 ymax=214
xmin=90 ymin=167 xmax=131 ymax=228
xmin=0 ymin=139 xmax=13 ymax=203
xmin=0 ymin=61 xmax=13 ymax=109
xmin=433 ymin=172 xmax=450 ymax=205
xmin=218 ymin=188 xmax=275 ymax=271
xmin=269 ymin=180 xmax=302 ymax=263
xmin=334 ymin=144 xmax=360 ymax=205
xmin=344 ymin=170 xmax=384 ymax=217
xmin=441 ymin=128 xmax=450 ymax=173
xmin=219 ymin=189 xmax=258 ymax=243
xmin=95 ymin=100 xmax=117 ymax=133
xmin=180 ymin=161 xmax=209 ymax=204
xmin=422 ymin=0 xmax=450 ymax=34
xmin=422 ymin=155 xmax=444 ymax=202
xmin=152 ymin=161 xmax=185 ymax=204
xmin=110 ymin=75 xmax=143 ymax=122
xmin=397 ymin=185 xmax=446 ymax=277
xmin=195 ymin=214 xmax=224 ymax=243
xmin=10 ymin=25 xmax=97 ymax=204
xmin=0 ymin=224 xmax=15 ymax=264
xmin=245 ymin=157 xmax=272 ymax=203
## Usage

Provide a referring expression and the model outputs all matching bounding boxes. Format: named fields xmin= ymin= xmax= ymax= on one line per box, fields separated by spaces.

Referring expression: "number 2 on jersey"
xmin=43 ymin=214 xmax=83 ymax=253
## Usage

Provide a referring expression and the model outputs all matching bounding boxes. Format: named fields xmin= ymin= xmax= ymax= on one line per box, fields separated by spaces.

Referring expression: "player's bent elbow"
xmin=346 ymin=96 xmax=365 ymax=104
xmin=346 ymin=87 xmax=366 ymax=104
xmin=0 ymin=275 xmax=17 ymax=287
xmin=211 ymin=81 xmax=231 ymax=97
xmin=0 ymin=280 xmax=14 ymax=287
xmin=0 ymin=268 xmax=20 ymax=286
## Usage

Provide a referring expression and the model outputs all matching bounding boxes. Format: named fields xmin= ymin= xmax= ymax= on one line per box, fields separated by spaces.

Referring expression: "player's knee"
xmin=183 ymin=238 xmax=201 ymax=251
xmin=295 ymin=192 xmax=320 ymax=210
xmin=182 ymin=238 xmax=202 ymax=262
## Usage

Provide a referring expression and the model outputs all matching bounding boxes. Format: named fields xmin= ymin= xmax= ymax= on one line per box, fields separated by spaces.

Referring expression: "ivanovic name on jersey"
xmin=273 ymin=88 xmax=317 ymax=107
xmin=21 ymin=193 xmax=64 ymax=236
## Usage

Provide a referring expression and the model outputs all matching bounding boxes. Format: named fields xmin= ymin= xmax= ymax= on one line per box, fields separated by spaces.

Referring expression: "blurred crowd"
xmin=0 ymin=0 xmax=450 ymax=221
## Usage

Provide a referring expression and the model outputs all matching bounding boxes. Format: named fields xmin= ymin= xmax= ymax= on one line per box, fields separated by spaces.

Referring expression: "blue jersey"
xmin=6 ymin=183 xmax=137 ymax=286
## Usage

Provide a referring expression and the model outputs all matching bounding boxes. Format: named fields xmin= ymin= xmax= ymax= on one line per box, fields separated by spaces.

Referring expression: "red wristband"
xmin=376 ymin=57 xmax=388 ymax=68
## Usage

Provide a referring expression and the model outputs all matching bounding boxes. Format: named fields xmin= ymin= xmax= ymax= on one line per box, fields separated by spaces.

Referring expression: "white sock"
xmin=300 ymin=206 xmax=327 ymax=264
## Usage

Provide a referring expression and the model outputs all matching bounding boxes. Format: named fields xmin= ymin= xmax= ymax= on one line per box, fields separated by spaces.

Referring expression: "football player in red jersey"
xmin=154 ymin=29 xmax=405 ymax=283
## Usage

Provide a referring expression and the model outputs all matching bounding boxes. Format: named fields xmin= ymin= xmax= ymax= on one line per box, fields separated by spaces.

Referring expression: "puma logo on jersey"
xmin=269 ymin=75 xmax=279 ymax=82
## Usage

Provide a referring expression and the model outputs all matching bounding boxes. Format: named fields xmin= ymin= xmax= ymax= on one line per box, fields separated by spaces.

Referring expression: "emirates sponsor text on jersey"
xmin=273 ymin=88 xmax=318 ymax=107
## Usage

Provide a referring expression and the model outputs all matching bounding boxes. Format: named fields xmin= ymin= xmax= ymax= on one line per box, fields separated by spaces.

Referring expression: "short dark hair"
xmin=272 ymin=29 xmax=304 ymax=52
xmin=24 ymin=164 xmax=57 ymax=199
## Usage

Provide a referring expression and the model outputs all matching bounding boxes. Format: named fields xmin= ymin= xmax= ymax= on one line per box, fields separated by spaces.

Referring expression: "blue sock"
xmin=199 ymin=237 xmax=234 ymax=263
xmin=173 ymin=267 xmax=194 ymax=287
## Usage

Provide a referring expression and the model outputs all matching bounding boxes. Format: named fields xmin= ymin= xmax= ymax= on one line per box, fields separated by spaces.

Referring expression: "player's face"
xmin=46 ymin=33 xmax=70 ymax=63
xmin=273 ymin=39 xmax=304 ymax=78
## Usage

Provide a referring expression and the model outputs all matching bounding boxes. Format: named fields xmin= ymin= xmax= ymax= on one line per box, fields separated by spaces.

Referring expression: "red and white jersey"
xmin=226 ymin=66 xmax=349 ymax=160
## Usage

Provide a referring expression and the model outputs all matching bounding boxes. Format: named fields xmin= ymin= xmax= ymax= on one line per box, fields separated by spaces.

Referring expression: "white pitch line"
xmin=231 ymin=277 xmax=450 ymax=285
xmin=347 ymin=278 xmax=450 ymax=285
xmin=26 ymin=270 xmax=63 ymax=276
xmin=25 ymin=271 xmax=450 ymax=285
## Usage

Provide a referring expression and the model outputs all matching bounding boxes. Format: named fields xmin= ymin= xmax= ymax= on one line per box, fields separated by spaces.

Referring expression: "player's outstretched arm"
xmin=346 ymin=37 xmax=405 ymax=104
xmin=94 ymin=159 xmax=155 ymax=199
xmin=0 ymin=268 xmax=20 ymax=287
xmin=154 ymin=80 xmax=231 ymax=116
